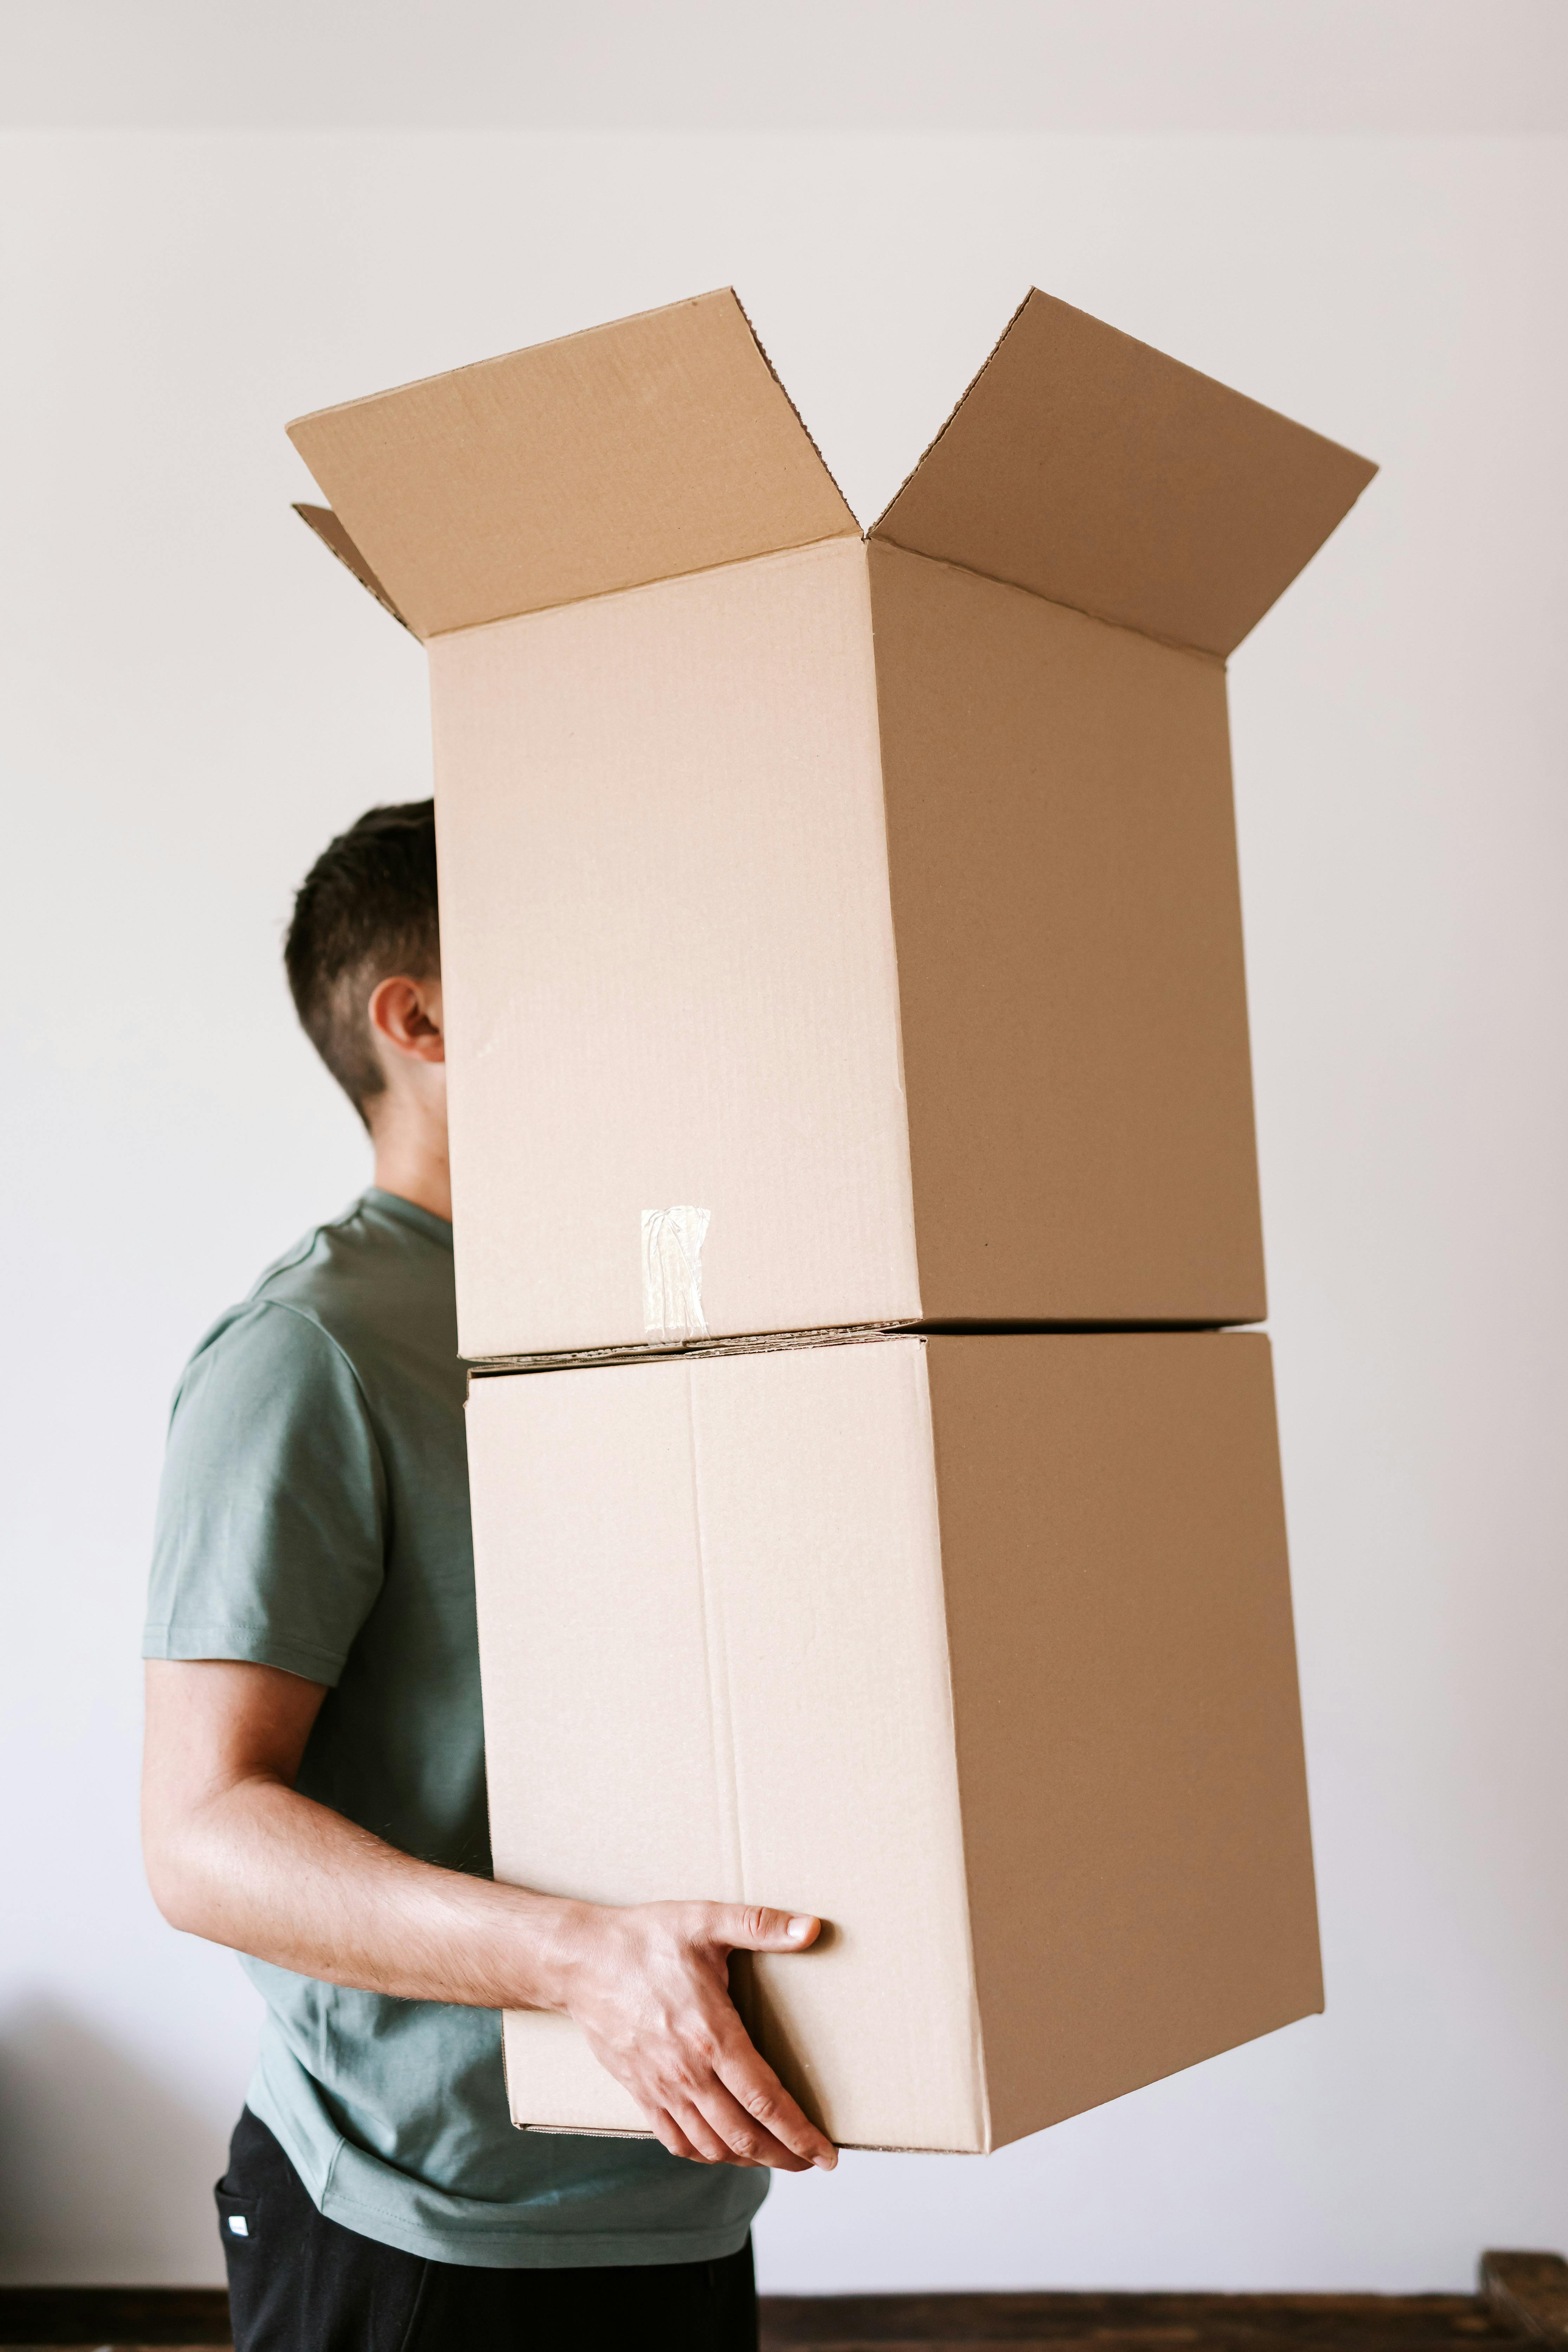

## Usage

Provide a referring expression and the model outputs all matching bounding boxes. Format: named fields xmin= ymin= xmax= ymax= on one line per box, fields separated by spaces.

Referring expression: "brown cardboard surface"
xmin=287 ymin=291 xmax=856 ymax=640
xmin=469 ymin=1338 xmax=985 ymax=2153
xmin=870 ymin=539 xmax=1266 ymax=1325
xmin=431 ymin=537 xmax=919 ymax=1363
xmin=292 ymin=502 xmax=411 ymax=632
xmin=873 ymin=290 xmax=1377 ymax=657
xmin=926 ymin=1332 xmax=1321 ymax=2146
xmin=289 ymin=288 xmax=1375 ymax=1352
xmin=434 ymin=528 xmax=1268 ymax=1358
xmin=467 ymin=1331 xmax=1320 ymax=2153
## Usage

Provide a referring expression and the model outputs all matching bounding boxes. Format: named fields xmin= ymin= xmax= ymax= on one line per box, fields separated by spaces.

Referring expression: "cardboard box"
xmin=466 ymin=1330 xmax=1320 ymax=2153
xmin=289 ymin=290 xmax=1375 ymax=1363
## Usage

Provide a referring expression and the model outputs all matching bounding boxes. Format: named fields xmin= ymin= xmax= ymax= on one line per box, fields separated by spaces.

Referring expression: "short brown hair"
xmin=283 ymin=801 xmax=440 ymax=1125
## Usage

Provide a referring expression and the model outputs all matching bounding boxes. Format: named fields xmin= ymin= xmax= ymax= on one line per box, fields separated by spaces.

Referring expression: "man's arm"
xmin=142 ymin=1658 xmax=836 ymax=2175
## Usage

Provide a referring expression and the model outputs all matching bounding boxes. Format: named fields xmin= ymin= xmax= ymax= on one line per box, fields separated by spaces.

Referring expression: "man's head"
xmin=284 ymin=801 xmax=444 ymax=1137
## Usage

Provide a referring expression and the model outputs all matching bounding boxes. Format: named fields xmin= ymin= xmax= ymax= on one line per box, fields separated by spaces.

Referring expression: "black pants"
xmin=217 ymin=2108 xmax=759 ymax=2351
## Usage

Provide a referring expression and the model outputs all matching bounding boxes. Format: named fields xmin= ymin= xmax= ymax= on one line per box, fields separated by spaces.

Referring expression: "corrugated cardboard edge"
xmin=293 ymin=502 xmax=414 ymax=634
xmin=867 ymin=290 xmax=1034 ymax=547
xmin=868 ymin=288 xmax=1378 ymax=661
xmin=525 ymin=2124 xmax=978 ymax=2153
xmin=467 ymin=1321 xmax=916 ymax=1377
xmin=286 ymin=289 xmax=744 ymax=436
xmin=464 ymin=1315 xmax=1238 ymax=1379
xmin=728 ymin=288 xmax=861 ymax=532
xmin=521 ymin=2122 xmax=652 ymax=2141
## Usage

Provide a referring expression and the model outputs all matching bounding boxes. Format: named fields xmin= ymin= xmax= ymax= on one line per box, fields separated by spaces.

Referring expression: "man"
xmin=142 ymin=800 xmax=834 ymax=2352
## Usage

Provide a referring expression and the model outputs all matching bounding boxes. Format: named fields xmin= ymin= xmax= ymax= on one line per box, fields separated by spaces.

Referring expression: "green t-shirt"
xmin=144 ymin=1188 xmax=766 ymax=2269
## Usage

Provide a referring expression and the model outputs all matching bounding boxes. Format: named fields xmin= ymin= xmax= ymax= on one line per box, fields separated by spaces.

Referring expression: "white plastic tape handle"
xmin=641 ymin=1207 xmax=712 ymax=1344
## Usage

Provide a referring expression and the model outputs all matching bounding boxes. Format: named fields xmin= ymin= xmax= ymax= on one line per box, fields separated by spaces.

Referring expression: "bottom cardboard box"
xmin=467 ymin=1331 xmax=1321 ymax=2154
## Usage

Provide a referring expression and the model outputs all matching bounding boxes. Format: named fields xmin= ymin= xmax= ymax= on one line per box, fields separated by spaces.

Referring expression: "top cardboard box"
xmin=289 ymin=290 xmax=1374 ymax=1363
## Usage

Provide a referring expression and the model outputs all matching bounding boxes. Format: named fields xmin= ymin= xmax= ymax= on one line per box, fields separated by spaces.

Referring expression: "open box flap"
xmin=287 ymin=290 xmax=857 ymax=641
xmin=293 ymin=503 xmax=413 ymax=634
xmin=870 ymin=290 xmax=1377 ymax=658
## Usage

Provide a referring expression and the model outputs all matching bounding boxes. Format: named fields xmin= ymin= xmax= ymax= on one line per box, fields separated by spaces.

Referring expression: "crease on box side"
xmin=682 ymin=1358 xmax=852 ymax=2135
xmin=683 ymin=1361 xmax=747 ymax=1908
xmin=1249 ymin=1339 xmax=1325 ymax=2007
xmin=853 ymin=540 xmax=918 ymax=1287
xmin=910 ymin=1342 xmax=993 ymax=2155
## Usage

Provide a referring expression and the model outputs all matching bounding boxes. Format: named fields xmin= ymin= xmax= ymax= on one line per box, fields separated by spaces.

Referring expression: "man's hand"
xmin=547 ymin=1900 xmax=834 ymax=2171
xmin=143 ymin=1661 xmax=836 ymax=2173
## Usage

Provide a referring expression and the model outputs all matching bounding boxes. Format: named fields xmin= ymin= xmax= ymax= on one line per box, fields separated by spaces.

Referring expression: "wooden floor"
xmin=762 ymin=2260 xmax=1568 ymax=2350
xmin=0 ymin=2250 xmax=1561 ymax=2350
xmin=762 ymin=2283 xmax=1538 ymax=2348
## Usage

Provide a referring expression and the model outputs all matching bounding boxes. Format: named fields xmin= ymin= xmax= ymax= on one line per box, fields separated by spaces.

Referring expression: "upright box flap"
xmin=287 ymin=290 xmax=858 ymax=640
xmin=293 ymin=503 xmax=413 ymax=633
xmin=871 ymin=290 xmax=1377 ymax=657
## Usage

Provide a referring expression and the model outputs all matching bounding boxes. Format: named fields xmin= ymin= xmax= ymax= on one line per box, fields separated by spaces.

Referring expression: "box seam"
xmin=465 ymin=1317 xmax=1253 ymax=1377
xmin=420 ymin=531 xmax=862 ymax=645
xmin=912 ymin=1340 xmax=994 ymax=2155
xmin=868 ymin=534 xmax=1228 ymax=669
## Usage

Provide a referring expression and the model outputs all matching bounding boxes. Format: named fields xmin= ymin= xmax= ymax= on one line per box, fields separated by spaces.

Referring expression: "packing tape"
xmin=641 ymin=1206 xmax=711 ymax=1344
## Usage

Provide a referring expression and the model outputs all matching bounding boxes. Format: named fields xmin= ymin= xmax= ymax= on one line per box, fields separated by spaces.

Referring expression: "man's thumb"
xmin=720 ymin=1905 xmax=821 ymax=1953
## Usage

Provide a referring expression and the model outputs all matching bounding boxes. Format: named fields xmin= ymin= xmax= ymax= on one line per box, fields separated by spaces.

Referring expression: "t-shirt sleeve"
xmin=144 ymin=1299 xmax=387 ymax=1686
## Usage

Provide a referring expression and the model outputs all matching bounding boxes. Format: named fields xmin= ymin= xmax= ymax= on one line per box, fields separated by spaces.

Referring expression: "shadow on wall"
xmin=0 ymin=1999 xmax=229 ymax=2286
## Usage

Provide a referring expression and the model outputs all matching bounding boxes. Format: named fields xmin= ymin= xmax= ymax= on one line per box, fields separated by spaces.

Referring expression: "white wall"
xmin=2 ymin=128 xmax=1564 ymax=2292
xmin=4 ymin=0 xmax=1567 ymax=130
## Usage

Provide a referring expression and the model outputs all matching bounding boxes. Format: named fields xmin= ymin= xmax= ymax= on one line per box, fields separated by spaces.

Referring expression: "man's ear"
xmin=368 ymin=975 xmax=445 ymax=1066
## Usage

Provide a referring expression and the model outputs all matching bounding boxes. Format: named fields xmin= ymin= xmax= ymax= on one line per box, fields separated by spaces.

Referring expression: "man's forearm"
xmin=142 ymin=1658 xmax=835 ymax=2171
xmin=148 ymin=1769 xmax=574 ymax=2010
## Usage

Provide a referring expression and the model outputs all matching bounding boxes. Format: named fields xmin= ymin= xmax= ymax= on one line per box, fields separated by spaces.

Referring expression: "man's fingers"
xmin=689 ymin=2078 xmax=812 ymax=2171
xmin=644 ymin=2107 xmax=708 ymax=2165
xmin=710 ymin=1903 xmax=821 ymax=1954
xmin=714 ymin=2041 xmax=837 ymax=2170
xmin=635 ymin=2092 xmax=750 ymax=2170
xmin=666 ymin=2097 xmax=761 ymax=2167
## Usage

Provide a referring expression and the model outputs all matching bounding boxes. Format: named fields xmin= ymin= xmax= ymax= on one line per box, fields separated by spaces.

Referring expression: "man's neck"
xmin=371 ymin=1129 xmax=453 ymax=1225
